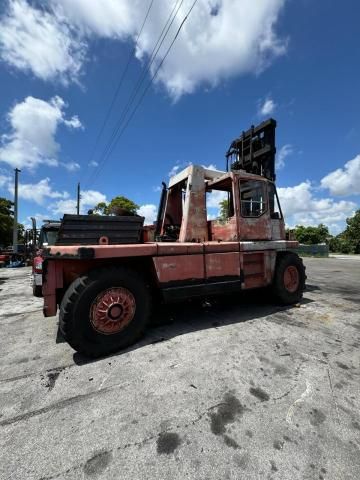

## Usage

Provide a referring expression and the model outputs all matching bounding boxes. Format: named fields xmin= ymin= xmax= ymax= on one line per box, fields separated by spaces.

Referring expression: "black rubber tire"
xmin=59 ymin=266 xmax=151 ymax=358
xmin=33 ymin=285 xmax=43 ymax=297
xmin=272 ymin=253 xmax=306 ymax=305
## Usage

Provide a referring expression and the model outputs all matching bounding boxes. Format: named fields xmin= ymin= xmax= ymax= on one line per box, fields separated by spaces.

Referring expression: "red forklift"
xmin=42 ymin=119 xmax=305 ymax=357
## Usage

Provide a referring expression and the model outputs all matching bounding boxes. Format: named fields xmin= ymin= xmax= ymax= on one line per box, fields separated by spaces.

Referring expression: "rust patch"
xmin=205 ymin=252 xmax=240 ymax=279
xmin=153 ymin=255 xmax=204 ymax=283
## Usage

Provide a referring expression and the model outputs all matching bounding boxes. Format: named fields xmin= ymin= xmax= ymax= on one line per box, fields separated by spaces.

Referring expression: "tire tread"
xmin=59 ymin=266 xmax=150 ymax=357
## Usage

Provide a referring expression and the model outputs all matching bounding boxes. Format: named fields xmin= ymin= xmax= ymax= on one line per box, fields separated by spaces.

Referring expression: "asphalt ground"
xmin=0 ymin=257 xmax=359 ymax=480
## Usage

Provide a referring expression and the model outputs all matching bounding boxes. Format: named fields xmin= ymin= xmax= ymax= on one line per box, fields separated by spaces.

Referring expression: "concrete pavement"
xmin=0 ymin=258 xmax=359 ymax=480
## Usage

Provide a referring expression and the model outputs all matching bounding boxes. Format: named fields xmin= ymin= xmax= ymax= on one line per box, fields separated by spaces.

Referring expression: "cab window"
xmin=240 ymin=180 xmax=267 ymax=217
xmin=268 ymin=183 xmax=283 ymax=219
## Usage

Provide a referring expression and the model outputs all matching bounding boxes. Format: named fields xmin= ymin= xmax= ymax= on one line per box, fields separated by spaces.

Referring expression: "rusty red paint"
xmin=284 ymin=265 xmax=300 ymax=293
xmin=90 ymin=287 xmax=136 ymax=334
xmin=43 ymin=240 xmax=296 ymax=316
xmin=157 ymin=244 xmax=189 ymax=256
xmin=142 ymin=225 xmax=156 ymax=242
xmin=205 ymin=252 xmax=240 ymax=278
xmin=242 ymin=252 xmax=269 ymax=289
xmin=46 ymin=234 xmax=293 ymax=263
xmin=208 ymin=216 xmax=238 ymax=242
xmin=185 ymin=243 xmax=204 ymax=254
xmin=239 ymin=213 xmax=272 ymax=241
xmin=204 ymin=241 xmax=239 ymax=253
xmin=42 ymin=165 xmax=301 ymax=317
xmin=47 ymin=243 xmax=157 ymax=258
xmin=178 ymin=167 xmax=208 ymax=242
xmin=42 ymin=260 xmax=60 ymax=317
xmin=153 ymin=255 xmax=204 ymax=283
xmin=180 ymin=191 xmax=208 ymax=242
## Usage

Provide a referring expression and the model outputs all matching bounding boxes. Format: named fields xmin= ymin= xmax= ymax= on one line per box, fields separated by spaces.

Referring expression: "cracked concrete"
xmin=0 ymin=258 xmax=359 ymax=480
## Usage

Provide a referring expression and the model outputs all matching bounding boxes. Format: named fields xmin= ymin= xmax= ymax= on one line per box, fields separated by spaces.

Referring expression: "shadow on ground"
xmin=69 ymin=289 xmax=314 ymax=366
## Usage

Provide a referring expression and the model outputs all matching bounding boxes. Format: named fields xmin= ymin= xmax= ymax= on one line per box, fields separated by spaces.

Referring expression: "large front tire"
xmin=59 ymin=267 xmax=151 ymax=357
xmin=272 ymin=253 xmax=306 ymax=305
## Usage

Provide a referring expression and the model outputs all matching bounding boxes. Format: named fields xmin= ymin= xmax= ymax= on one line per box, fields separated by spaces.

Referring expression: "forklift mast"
xmin=226 ymin=118 xmax=276 ymax=181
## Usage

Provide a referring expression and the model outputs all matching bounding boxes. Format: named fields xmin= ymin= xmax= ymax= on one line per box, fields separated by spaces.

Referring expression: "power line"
xmin=85 ymin=0 xmax=184 ymax=188
xmin=92 ymin=0 xmax=184 ymax=165
xmin=96 ymin=0 xmax=199 ymax=170
xmin=85 ymin=0 xmax=186 ymax=188
xmin=83 ymin=0 xmax=154 ymax=182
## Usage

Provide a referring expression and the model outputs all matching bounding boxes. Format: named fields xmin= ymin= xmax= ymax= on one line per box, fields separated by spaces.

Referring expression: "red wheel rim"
xmin=90 ymin=287 xmax=136 ymax=335
xmin=283 ymin=266 xmax=300 ymax=293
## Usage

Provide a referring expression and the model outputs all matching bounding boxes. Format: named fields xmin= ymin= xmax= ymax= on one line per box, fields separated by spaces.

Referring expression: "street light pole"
xmin=13 ymin=168 xmax=21 ymax=253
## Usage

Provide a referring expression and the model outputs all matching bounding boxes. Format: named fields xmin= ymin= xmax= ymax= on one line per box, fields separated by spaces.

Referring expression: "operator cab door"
xmin=205 ymin=178 xmax=241 ymax=281
xmin=268 ymin=182 xmax=285 ymax=240
xmin=238 ymin=179 xmax=271 ymax=241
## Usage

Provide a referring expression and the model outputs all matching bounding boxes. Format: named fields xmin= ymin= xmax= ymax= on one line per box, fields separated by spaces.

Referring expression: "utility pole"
xmin=13 ymin=168 xmax=21 ymax=253
xmin=76 ymin=182 xmax=81 ymax=215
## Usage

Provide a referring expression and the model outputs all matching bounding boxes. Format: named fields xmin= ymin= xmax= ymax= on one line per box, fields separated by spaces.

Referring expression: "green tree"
xmin=343 ymin=209 xmax=360 ymax=253
xmin=93 ymin=202 xmax=108 ymax=215
xmin=0 ymin=197 xmax=25 ymax=247
xmin=329 ymin=236 xmax=342 ymax=253
xmin=93 ymin=196 xmax=139 ymax=216
xmin=293 ymin=224 xmax=329 ymax=245
xmin=108 ymin=196 xmax=139 ymax=215
xmin=219 ymin=198 xmax=230 ymax=221
xmin=0 ymin=197 xmax=14 ymax=247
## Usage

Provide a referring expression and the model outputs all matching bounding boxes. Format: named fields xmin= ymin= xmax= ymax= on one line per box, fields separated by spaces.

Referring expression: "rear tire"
xmin=272 ymin=253 xmax=306 ymax=305
xmin=59 ymin=266 xmax=151 ymax=357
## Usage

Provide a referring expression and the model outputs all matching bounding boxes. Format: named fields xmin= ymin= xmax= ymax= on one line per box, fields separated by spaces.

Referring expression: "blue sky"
xmin=0 ymin=0 xmax=359 ymax=234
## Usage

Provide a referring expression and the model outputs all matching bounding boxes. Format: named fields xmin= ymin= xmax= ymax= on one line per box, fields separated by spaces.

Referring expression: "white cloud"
xmin=202 ymin=163 xmax=218 ymax=170
xmin=88 ymin=160 xmax=99 ymax=167
xmin=169 ymin=160 xmax=195 ymax=177
xmin=8 ymin=177 xmax=69 ymax=205
xmin=0 ymin=0 xmax=86 ymax=84
xmin=140 ymin=0 xmax=287 ymax=99
xmin=320 ymin=154 xmax=360 ymax=196
xmin=276 ymin=144 xmax=293 ymax=170
xmin=50 ymin=198 xmax=77 ymax=215
xmin=278 ymin=181 xmax=356 ymax=233
xmin=169 ymin=165 xmax=181 ymax=177
xmin=206 ymin=189 xmax=227 ymax=208
xmin=137 ymin=204 xmax=157 ymax=225
xmin=1 ymin=1 xmax=287 ymax=98
xmin=3 ymin=172 xmax=106 ymax=214
xmin=50 ymin=189 xmax=107 ymax=215
xmin=62 ymin=161 xmax=80 ymax=172
xmin=54 ymin=0 xmax=137 ymax=38
xmin=0 ymin=95 xmax=82 ymax=170
xmin=81 ymin=190 xmax=107 ymax=207
xmin=0 ymin=172 xmax=11 ymax=188
xmin=258 ymin=96 xmax=276 ymax=116
xmin=63 ymin=115 xmax=83 ymax=129
xmin=23 ymin=212 xmax=56 ymax=230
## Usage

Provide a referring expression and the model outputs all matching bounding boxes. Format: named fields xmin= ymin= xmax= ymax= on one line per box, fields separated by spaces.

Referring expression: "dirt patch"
xmin=209 ymin=393 xmax=246 ymax=436
xmin=83 ymin=450 xmax=112 ymax=477
xmin=157 ymin=432 xmax=181 ymax=454
xmin=249 ymin=387 xmax=270 ymax=402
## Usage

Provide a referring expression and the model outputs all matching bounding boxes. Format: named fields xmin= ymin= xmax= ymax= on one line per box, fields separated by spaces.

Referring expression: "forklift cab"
xmin=157 ymin=118 xmax=284 ymax=243
xmin=206 ymin=170 xmax=285 ymax=242
xmin=157 ymin=165 xmax=285 ymax=243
